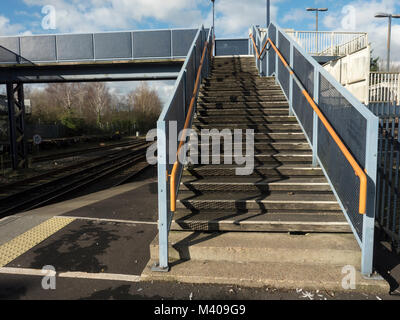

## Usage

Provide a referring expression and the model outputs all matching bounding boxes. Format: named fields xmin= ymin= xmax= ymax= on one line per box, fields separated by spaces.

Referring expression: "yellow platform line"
xmin=0 ymin=217 xmax=75 ymax=267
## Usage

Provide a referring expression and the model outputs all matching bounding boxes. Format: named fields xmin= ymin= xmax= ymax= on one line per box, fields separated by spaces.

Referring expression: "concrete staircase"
xmin=145 ymin=57 xmax=389 ymax=292
xmin=171 ymin=56 xmax=350 ymax=233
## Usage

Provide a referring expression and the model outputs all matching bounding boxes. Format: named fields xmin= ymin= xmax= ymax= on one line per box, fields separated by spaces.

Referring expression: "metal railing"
xmin=285 ymin=30 xmax=368 ymax=56
xmin=369 ymin=72 xmax=400 ymax=105
xmin=0 ymin=28 xmax=199 ymax=64
xmin=251 ymin=23 xmax=379 ymax=276
xmin=215 ymin=38 xmax=250 ymax=56
xmin=154 ymin=26 xmax=213 ymax=272
xmin=368 ymin=102 xmax=400 ymax=247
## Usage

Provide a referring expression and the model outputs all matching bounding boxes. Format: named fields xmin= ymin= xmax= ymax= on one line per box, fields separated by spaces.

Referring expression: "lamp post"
xmin=306 ymin=7 xmax=328 ymax=53
xmin=374 ymin=12 xmax=400 ymax=71
xmin=211 ymin=0 xmax=215 ymax=38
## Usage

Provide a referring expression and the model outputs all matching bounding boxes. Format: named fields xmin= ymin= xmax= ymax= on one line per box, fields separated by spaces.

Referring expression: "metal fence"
xmin=215 ymin=39 xmax=250 ymax=56
xmin=285 ymin=30 xmax=368 ymax=56
xmin=252 ymin=23 xmax=379 ymax=276
xmin=368 ymin=102 xmax=400 ymax=246
xmin=154 ymin=26 xmax=213 ymax=271
xmin=369 ymin=72 xmax=400 ymax=105
xmin=0 ymin=28 xmax=199 ymax=64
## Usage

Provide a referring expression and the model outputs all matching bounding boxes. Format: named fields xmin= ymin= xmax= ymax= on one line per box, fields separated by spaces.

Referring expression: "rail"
xmin=250 ymin=32 xmax=367 ymax=214
xmin=251 ymin=23 xmax=379 ymax=276
xmin=285 ymin=30 xmax=368 ymax=56
xmin=154 ymin=26 xmax=213 ymax=271
xmin=169 ymin=40 xmax=210 ymax=212
xmin=369 ymin=72 xmax=400 ymax=105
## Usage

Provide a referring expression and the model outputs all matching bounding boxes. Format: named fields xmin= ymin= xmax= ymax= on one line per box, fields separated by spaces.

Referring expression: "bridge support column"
xmin=6 ymin=82 xmax=27 ymax=170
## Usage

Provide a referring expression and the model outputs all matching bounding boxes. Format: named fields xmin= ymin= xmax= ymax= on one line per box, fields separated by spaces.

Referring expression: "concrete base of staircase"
xmin=141 ymin=232 xmax=389 ymax=293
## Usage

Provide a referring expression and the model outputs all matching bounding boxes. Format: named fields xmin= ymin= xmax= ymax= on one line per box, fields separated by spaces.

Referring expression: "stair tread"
xmin=181 ymin=176 xmax=329 ymax=185
xmin=173 ymin=210 xmax=348 ymax=224
xmin=178 ymin=191 xmax=338 ymax=202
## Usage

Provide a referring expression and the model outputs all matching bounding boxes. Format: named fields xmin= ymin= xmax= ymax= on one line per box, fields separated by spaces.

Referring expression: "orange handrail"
xmin=255 ymin=35 xmax=367 ymax=214
xmin=169 ymin=40 xmax=210 ymax=212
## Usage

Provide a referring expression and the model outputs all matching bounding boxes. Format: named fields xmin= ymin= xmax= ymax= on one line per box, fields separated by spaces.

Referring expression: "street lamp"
xmin=211 ymin=0 xmax=215 ymax=39
xmin=306 ymin=8 xmax=328 ymax=53
xmin=374 ymin=12 xmax=400 ymax=71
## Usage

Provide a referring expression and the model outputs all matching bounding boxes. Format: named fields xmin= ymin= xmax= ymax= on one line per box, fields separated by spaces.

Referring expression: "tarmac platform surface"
xmin=0 ymin=166 xmax=398 ymax=300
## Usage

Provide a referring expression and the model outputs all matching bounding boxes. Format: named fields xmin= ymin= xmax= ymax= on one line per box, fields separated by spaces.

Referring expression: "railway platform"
xmin=0 ymin=165 xmax=394 ymax=299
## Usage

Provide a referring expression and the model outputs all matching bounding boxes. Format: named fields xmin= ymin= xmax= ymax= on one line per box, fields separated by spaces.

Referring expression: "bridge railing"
xmin=251 ymin=23 xmax=379 ymax=276
xmin=154 ymin=26 xmax=213 ymax=271
xmin=368 ymin=102 xmax=400 ymax=247
xmin=285 ymin=30 xmax=368 ymax=56
xmin=369 ymin=72 xmax=400 ymax=105
xmin=0 ymin=28 xmax=199 ymax=64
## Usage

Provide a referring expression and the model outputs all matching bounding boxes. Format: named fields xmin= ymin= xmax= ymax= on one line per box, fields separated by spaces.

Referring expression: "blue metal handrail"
xmin=154 ymin=26 xmax=213 ymax=272
xmin=251 ymin=23 xmax=379 ymax=276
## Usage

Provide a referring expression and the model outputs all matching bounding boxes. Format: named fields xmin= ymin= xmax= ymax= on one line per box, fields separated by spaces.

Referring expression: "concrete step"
xmin=197 ymin=101 xmax=289 ymax=109
xmin=199 ymin=90 xmax=284 ymax=97
xmin=194 ymin=115 xmax=297 ymax=124
xmin=150 ymin=232 xmax=359 ymax=265
xmin=192 ymin=132 xmax=307 ymax=142
xmin=191 ymin=142 xmax=311 ymax=152
xmin=142 ymin=258 xmax=388 ymax=293
xmin=193 ymin=123 xmax=302 ymax=132
xmin=204 ymin=78 xmax=271 ymax=84
xmin=185 ymin=154 xmax=312 ymax=166
xmin=177 ymin=191 xmax=341 ymax=212
xmin=197 ymin=108 xmax=290 ymax=116
xmin=200 ymin=87 xmax=282 ymax=94
xmin=198 ymin=95 xmax=287 ymax=103
xmin=201 ymin=84 xmax=280 ymax=91
xmin=170 ymin=210 xmax=350 ymax=233
xmin=183 ymin=164 xmax=324 ymax=178
xmin=180 ymin=176 xmax=331 ymax=192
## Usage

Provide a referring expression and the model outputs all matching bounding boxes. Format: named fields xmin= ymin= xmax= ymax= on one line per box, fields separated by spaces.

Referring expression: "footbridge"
xmin=0 ymin=28 xmax=202 ymax=169
xmin=153 ymin=22 xmax=390 ymax=280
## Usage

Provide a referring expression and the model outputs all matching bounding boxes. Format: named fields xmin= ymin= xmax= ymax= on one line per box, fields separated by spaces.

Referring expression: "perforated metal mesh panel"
xmin=318 ymin=121 xmax=363 ymax=239
xmin=319 ymin=75 xmax=367 ymax=167
xmin=215 ymin=39 xmax=249 ymax=56
xmin=317 ymin=75 xmax=368 ymax=240
xmin=293 ymin=47 xmax=314 ymax=96
xmin=278 ymin=32 xmax=290 ymax=63
xmin=278 ymin=59 xmax=290 ymax=98
xmin=269 ymin=25 xmax=276 ymax=44
xmin=268 ymin=47 xmax=275 ymax=76
xmin=267 ymin=25 xmax=277 ymax=76
xmin=292 ymin=81 xmax=314 ymax=143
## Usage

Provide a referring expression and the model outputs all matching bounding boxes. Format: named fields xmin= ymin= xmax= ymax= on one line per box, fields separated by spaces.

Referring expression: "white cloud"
xmin=214 ymin=0 xmax=281 ymax=37
xmin=322 ymin=0 xmax=400 ymax=63
xmin=0 ymin=15 xmax=26 ymax=35
xmin=22 ymin=0 xmax=207 ymax=33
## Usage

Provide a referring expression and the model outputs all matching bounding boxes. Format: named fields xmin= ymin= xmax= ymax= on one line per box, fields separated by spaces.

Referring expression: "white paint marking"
xmin=0 ymin=267 xmax=141 ymax=282
xmin=58 ymin=272 xmax=141 ymax=282
xmin=58 ymin=216 xmax=157 ymax=225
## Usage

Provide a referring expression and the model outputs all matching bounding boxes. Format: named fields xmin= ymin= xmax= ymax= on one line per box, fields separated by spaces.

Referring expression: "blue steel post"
xmin=266 ymin=28 xmax=269 ymax=76
xmin=361 ymin=115 xmax=379 ymax=277
xmin=275 ymin=28 xmax=279 ymax=81
xmin=152 ymin=120 xmax=170 ymax=272
xmin=289 ymin=43 xmax=294 ymax=116
xmin=312 ymin=65 xmax=319 ymax=167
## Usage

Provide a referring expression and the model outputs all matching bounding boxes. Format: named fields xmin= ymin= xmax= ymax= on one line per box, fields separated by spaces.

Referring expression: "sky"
xmin=0 ymin=0 xmax=399 ymax=101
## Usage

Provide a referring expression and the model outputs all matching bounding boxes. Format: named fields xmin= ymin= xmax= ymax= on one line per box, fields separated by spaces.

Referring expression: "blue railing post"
xmin=312 ymin=65 xmax=319 ymax=167
xmin=289 ymin=42 xmax=294 ymax=116
xmin=275 ymin=28 xmax=279 ymax=81
xmin=152 ymin=120 xmax=170 ymax=272
xmin=361 ymin=116 xmax=379 ymax=277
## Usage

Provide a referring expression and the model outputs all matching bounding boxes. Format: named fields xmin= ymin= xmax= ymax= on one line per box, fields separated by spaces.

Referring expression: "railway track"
xmin=0 ymin=140 xmax=152 ymax=217
xmin=32 ymin=139 xmax=146 ymax=163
